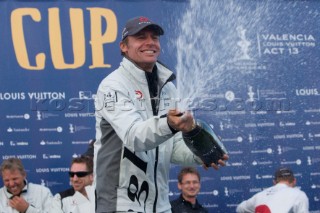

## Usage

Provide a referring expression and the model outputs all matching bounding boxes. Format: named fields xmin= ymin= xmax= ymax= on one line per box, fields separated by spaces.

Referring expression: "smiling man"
xmin=51 ymin=156 xmax=94 ymax=213
xmin=94 ymin=16 xmax=228 ymax=213
xmin=170 ymin=167 xmax=208 ymax=213
xmin=0 ymin=158 xmax=53 ymax=213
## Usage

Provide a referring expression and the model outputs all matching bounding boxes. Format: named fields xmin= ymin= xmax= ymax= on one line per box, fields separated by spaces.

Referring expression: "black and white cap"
xmin=121 ymin=16 xmax=164 ymax=41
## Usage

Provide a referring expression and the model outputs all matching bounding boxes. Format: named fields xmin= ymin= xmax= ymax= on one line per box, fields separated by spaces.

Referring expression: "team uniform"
xmin=236 ymin=183 xmax=309 ymax=213
xmin=0 ymin=180 xmax=53 ymax=213
xmin=95 ymin=57 xmax=200 ymax=213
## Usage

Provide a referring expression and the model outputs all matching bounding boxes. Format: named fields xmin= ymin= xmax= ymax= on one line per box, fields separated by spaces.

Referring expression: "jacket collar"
xmin=5 ymin=179 xmax=28 ymax=199
xmin=121 ymin=57 xmax=175 ymax=86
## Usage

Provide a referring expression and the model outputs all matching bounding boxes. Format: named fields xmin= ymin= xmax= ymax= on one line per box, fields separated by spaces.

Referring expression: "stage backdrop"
xmin=1 ymin=0 xmax=319 ymax=212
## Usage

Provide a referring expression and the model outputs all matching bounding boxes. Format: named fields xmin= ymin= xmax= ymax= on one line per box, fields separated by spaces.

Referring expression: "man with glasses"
xmin=0 ymin=158 xmax=53 ymax=213
xmin=170 ymin=167 xmax=208 ymax=213
xmin=51 ymin=156 xmax=94 ymax=213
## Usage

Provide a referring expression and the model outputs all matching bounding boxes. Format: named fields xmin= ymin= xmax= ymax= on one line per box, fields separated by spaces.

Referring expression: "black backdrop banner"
xmin=0 ymin=0 xmax=319 ymax=212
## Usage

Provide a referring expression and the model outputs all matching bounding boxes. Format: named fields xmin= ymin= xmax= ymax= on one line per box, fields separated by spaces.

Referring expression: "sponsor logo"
xmin=39 ymin=127 xmax=63 ymax=132
xmin=2 ymin=155 xmax=37 ymax=160
xmin=40 ymin=140 xmax=63 ymax=145
xmin=6 ymin=114 xmax=30 ymax=119
xmin=10 ymin=141 xmax=29 ymax=146
xmin=135 ymin=90 xmax=143 ymax=99
xmin=250 ymin=188 xmax=262 ymax=193
xmin=306 ymin=121 xmax=320 ymax=126
xmin=279 ymin=121 xmax=296 ymax=127
xmin=7 ymin=127 xmax=30 ymax=133
xmin=273 ymin=133 xmax=304 ymax=139
xmin=280 ymin=159 xmax=302 ymax=165
xmin=304 ymin=108 xmax=320 ymax=113
xmin=69 ymin=123 xmax=91 ymax=133
xmin=245 ymin=122 xmax=275 ymax=128
xmin=49 ymin=167 xmax=69 ymax=172
xmin=307 ymin=156 xmax=320 ymax=165
xmin=203 ymin=203 xmax=219 ymax=208
xmin=79 ymin=91 xmax=95 ymax=100
xmin=222 ymin=137 xmax=243 ymax=143
xmin=64 ymin=112 xmax=95 ymax=118
xmin=40 ymin=179 xmax=64 ymax=187
xmin=0 ymin=92 xmax=26 ymax=100
xmin=296 ymin=88 xmax=319 ymax=96
xmin=255 ymin=174 xmax=273 ymax=179
xmin=248 ymin=134 xmax=268 ymax=143
xmin=277 ymin=145 xmax=296 ymax=154
xmin=0 ymin=92 xmax=66 ymax=101
xmin=251 ymin=148 xmax=273 ymax=154
xmin=227 ymin=150 xmax=243 ymax=155
xmin=252 ymin=160 xmax=273 ymax=166
xmin=303 ymin=146 xmax=320 ymax=151
xmin=224 ymin=187 xmax=244 ymax=196
xmin=220 ymin=176 xmax=251 ymax=181
xmin=225 ymin=26 xmax=267 ymax=73
xmin=36 ymin=111 xmax=59 ymax=120
xmin=42 ymin=154 xmax=62 ymax=159
xmin=227 ymin=162 xmax=243 ymax=167
xmin=36 ymin=168 xmax=50 ymax=173
xmin=71 ymin=140 xmax=90 ymax=145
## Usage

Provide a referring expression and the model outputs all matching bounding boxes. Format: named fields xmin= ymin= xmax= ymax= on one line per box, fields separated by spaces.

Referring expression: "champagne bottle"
xmin=182 ymin=119 xmax=228 ymax=166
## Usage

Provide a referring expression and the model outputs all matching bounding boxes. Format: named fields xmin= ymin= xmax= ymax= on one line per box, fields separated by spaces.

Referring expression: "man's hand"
xmin=9 ymin=196 xmax=29 ymax=213
xmin=203 ymin=154 xmax=229 ymax=170
xmin=167 ymin=109 xmax=195 ymax=133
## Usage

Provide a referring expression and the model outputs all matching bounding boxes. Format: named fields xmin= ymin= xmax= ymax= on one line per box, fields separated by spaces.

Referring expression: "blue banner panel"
xmin=0 ymin=0 xmax=319 ymax=212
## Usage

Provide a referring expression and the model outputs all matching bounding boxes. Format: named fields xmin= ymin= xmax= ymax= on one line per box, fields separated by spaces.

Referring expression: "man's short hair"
xmin=177 ymin=167 xmax=200 ymax=183
xmin=0 ymin=158 xmax=26 ymax=176
xmin=274 ymin=167 xmax=295 ymax=183
xmin=71 ymin=156 xmax=93 ymax=173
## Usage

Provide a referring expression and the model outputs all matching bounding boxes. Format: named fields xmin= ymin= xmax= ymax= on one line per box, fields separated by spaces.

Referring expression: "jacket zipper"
xmin=152 ymin=73 xmax=175 ymax=212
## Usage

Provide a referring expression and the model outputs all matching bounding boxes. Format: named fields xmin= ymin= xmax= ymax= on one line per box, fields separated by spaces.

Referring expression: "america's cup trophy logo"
xmin=236 ymin=26 xmax=251 ymax=60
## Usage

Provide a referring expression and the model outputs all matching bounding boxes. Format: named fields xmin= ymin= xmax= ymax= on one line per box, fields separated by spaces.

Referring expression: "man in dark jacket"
xmin=171 ymin=167 xmax=208 ymax=213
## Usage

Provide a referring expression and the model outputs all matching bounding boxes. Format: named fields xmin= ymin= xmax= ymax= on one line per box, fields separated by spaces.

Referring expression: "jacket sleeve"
xmin=236 ymin=196 xmax=256 ymax=213
xmin=170 ymin=132 xmax=202 ymax=165
xmin=293 ymin=191 xmax=309 ymax=213
xmin=95 ymin=80 xmax=174 ymax=152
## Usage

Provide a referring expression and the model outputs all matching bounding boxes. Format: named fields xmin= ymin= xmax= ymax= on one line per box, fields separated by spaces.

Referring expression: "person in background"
xmin=51 ymin=156 xmax=94 ymax=213
xmin=170 ymin=167 xmax=208 ymax=213
xmin=0 ymin=157 xmax=53 ymax=213
xmin=94 ymin=16 xmax=229 ymax=213
xmin=236 ymin=167 xmax=309 ymax=213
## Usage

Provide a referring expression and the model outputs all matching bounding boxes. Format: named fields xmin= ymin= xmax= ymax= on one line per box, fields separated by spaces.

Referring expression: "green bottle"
xmin=182 ymin=119 xmax=228 ymax=166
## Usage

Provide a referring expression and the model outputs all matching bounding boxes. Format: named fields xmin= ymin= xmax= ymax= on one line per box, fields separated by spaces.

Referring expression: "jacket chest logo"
xmin=135 ymin=90 xmax=143 ymax=100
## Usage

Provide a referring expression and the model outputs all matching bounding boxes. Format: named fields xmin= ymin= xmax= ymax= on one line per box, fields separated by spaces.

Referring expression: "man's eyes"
xmin=135 ymin=35 xmax=159 ymax=40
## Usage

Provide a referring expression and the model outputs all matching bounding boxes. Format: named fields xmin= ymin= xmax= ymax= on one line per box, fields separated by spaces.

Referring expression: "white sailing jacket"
xmin=94 ymin=57 xmax=200 ymax=213
xmin=236 ymin=183 xmax=309 ymax=213
xmin=0 ymin=181 xmax=53 ymax=213
xmin=51 ymin=185 xmax=94 ymax=213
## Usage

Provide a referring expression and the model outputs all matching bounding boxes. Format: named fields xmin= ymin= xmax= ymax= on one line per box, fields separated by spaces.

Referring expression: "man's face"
xmin=178 ymin=173 xmax=201 ymax=199
xmin=120 ymin=28 xmax=161 ymax=71
xmin=2 ymin=169 xmax=26 ymax=196
xmin=70 ymin=163 xmax=93 ymax=195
